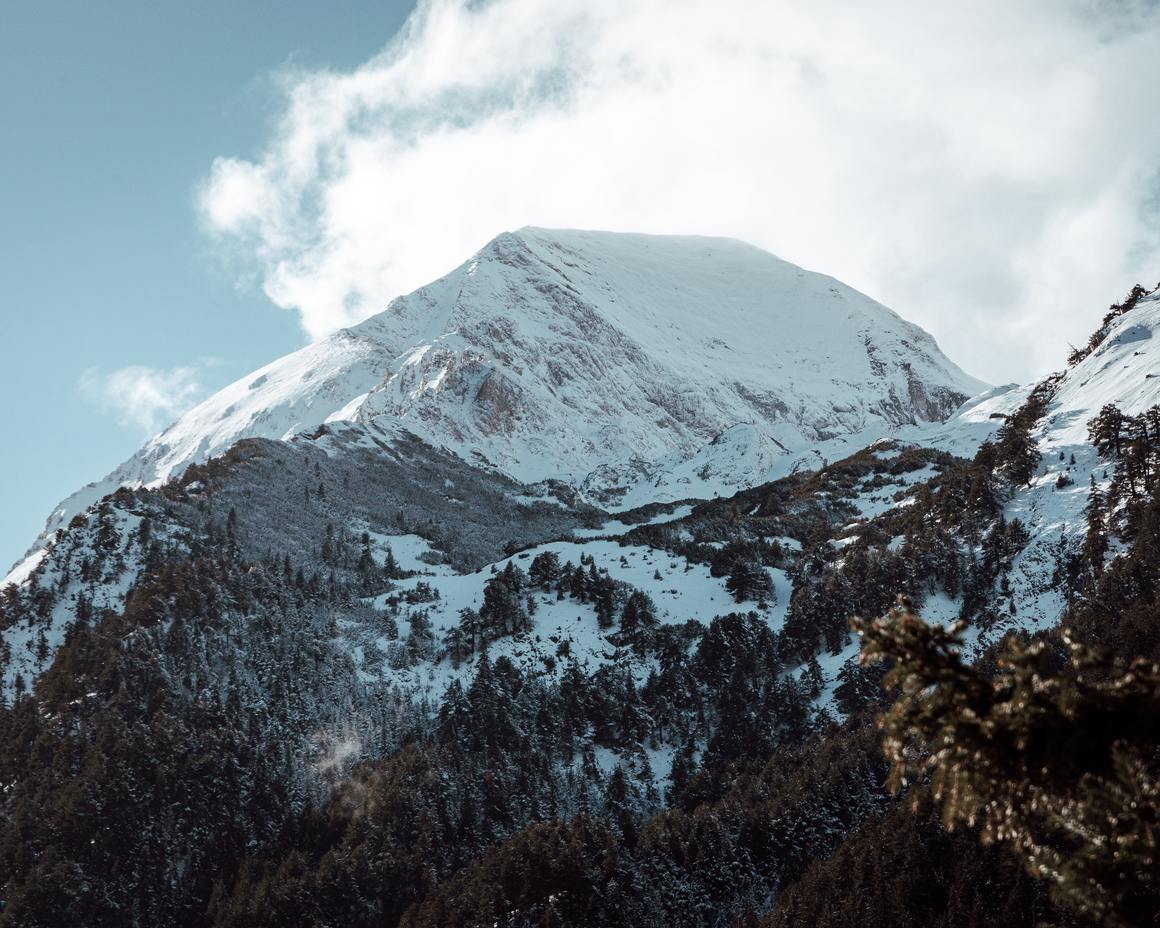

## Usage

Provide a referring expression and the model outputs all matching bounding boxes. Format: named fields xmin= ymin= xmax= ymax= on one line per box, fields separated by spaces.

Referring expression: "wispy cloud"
xmin=79 ymin=365 xmax=207 ymax=436
xmin=199 ymin=0 xmax=1160 ymax=382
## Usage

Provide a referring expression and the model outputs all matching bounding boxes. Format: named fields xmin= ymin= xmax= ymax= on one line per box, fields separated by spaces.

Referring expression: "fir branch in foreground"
xmin=853 ymin=597 xmax=1160 ymax=928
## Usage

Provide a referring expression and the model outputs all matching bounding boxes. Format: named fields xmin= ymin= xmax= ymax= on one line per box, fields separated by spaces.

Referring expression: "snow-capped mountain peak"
xmin=20 ymin=228 xmax=985 ymax=571
xmin=350 ymin=227 xmax=984 ymax=495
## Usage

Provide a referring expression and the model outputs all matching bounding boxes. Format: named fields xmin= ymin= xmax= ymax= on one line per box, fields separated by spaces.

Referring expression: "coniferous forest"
xmin=2 ymin=276 xmax=1159 ymax=927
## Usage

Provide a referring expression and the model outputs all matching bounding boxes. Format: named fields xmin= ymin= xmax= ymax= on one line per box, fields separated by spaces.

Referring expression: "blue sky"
xmin=0 ymin=1 xmax=415 ymax=571
xmin=4 ymin=0 xmax=1160 ymax=576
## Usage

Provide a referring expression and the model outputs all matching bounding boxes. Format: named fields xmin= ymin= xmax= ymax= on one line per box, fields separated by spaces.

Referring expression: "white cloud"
xmin=199 ymin=0 xmax=1160 ymax=382
xmin=79 ymin=365 xmax=206 ymax=436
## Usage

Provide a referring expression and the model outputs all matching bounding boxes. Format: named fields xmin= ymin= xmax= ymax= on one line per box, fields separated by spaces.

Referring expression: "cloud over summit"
xmin=199 ymin=0 xmax=1160 ymax=382
xmin=80 ymin=366 xmax=206 ymax=437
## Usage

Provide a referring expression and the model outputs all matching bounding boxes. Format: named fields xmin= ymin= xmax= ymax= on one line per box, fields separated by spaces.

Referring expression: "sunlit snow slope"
xmin=20 ymin=228 xmax=984 ymax=572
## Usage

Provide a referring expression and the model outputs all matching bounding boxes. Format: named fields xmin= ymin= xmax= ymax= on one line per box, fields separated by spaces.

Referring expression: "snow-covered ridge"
xmin=1044 ymin=289 xmax=1160 ymax=445
xmin=343 ymin=229 xmax=985 ymax=503
xmin=19 ymin=328 xmax=396 ymax=569
xmin=942 ymin=288 xmax=1160 ymax=642
xmin=15 ymin=227 xmax=985 ymax=575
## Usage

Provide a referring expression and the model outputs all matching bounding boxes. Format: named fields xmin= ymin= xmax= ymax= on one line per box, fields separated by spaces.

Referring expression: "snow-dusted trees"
xmin=1067 ymin=283 xmax=1151 ymax=366
xmin=528 ymin=550 xmax=561 ymax=589
xmin=724 ymin=557 xmax=774 ymax=604
xmin=1089 ymin=403 xmax=1128 ymax=459
xmin=1083 ymin=475 xmax=1109 ymax=581
xmin=992 ymin=376 xmax=1057 ymax=487
xmin=1088 ymin=402 xmax=1160 ymax=506
xmin=617 ymin=590 xmax=658 ymax=653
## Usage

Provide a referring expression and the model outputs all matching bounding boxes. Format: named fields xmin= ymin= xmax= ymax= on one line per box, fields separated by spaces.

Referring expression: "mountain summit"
xmin=351 ymin=229 xmax=984 ymax=492
xmin=26 ymin=228 xmax=983 ymax=566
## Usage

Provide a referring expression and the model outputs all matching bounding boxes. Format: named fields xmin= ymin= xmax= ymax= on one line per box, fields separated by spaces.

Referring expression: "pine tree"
xmin=441 ymin=625 xmax=471 ymax=668
xmin=726 ymin=558 xmax=774 ymax=604
xmin=457 ymin=607 xmax=482 ymax=654
xmin=854 ymin=597 xmax=1160 ymax=928
xmin=619 ymin=591 xmax=657 ymax=647
xmin=383 ymin=545 xmax=402 ymax=580
xmin=1089 ymin=404 xmax=1127 ymax=459
xmin=1082 ymin=475 xmax=1108 ymax=581
xmin=995 ymin=418 xmax=1040 ymax=485
xmin=667 ymin=736 xmax=697 ymax=806
xmin=594 ymin=584 xmax=616 ymax=630
xmin=604 ymin=766 xmax=638 ymax=847
xmin=529 ymin=551 xmax=561 ymax=590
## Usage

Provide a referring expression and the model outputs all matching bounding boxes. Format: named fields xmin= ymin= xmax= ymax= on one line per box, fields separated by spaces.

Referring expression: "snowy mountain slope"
xmin=351 ymin=279 xmax=1160 ymax=722
xmin=15 ymin=228 xmax=984 ymax=581
xmin=20 ymin=327 xmax=397 ymax=574
xmin=585 ymin=291 xmax=1160 ymax=714
xmin=4 ymin=274 xmax=1158 ymax=924
xmin=2 ymin=427 xmax=598 ymax=698
xmin=611 ymin=381 xmax=1029 ymax=511
xmin=1043 ymin=290 xmax=1160 ymax=442
xmin=755 ymin=288 xmax=1160 ymax=660
xmin=904 ymin=381 xmax=1030 ymax=458
xmin=346 ymin=528 xmax=790 ymax=700
xmin=350 ymin=228 xmax=985 ymax=498
xmin=967 ymin=288 xmax=1160 ymax=638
